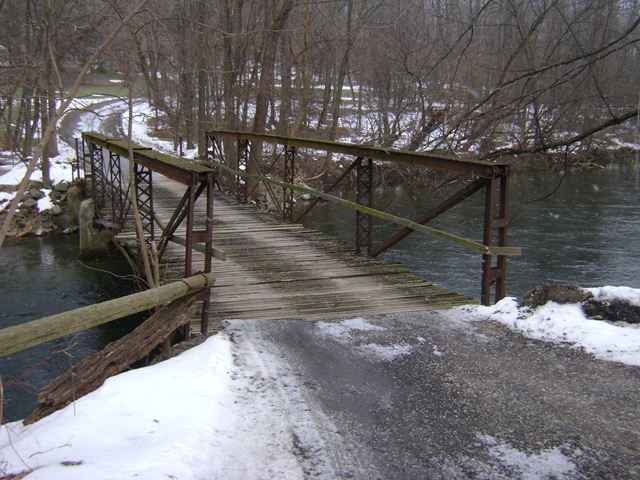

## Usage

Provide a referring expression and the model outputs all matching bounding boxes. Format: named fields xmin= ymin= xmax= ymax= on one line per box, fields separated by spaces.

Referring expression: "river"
xmin=301 ymin=164 xmax=640 ymax=300
xmin=0 ymin=235 xmax=140 ymax=421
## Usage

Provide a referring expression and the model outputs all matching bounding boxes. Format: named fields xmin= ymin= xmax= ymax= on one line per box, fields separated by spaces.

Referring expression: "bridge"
xmin=76 ymin=130 xmax=520 ymax=335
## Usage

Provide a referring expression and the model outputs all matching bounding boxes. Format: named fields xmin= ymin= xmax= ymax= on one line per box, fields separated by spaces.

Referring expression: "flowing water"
xmin=301 ymin=164 xmax=640 ymax=301
xmin=0 ymin=235 xmax=140 ymax=421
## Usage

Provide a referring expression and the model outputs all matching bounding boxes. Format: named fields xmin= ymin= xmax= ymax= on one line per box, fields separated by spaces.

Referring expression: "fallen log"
xmin=0 ymin=272 xmax=214 ymax=358
xmin=26 ymin=297 xmax=197 ymax=424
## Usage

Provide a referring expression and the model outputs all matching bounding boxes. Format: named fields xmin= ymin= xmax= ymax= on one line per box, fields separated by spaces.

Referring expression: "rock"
xmin=49 ymin=205 xmax=63 ymax=216
xmin=29 ymin=188 xmax=45 ymax=200
xmin=66 ymin=185 xmax=83 ymax=222
xmin=522 ymin=284 xmax=586 ymax=308
xmin=582 ymin=299 xmax=640 ymax=325
xmin=20 ymin=198 xmax=37 ymax=210
xmin=79 ymin=198 xmax=111 ymax=255
xmin=29 ymin=180 xmax=44 ymax=189
xmin=53 ymin=181 xmax=69 ymax=193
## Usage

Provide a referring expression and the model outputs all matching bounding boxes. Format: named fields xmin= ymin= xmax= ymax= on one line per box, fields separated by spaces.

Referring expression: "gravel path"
xmin=228 ymin=310 xmax=639 ymax=479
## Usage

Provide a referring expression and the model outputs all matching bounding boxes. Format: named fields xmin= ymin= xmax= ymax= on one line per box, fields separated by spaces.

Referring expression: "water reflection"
xmin=302 ymin=165 xmax=640 ymax=300
xmin=0 ymin=235 xmax=140 ymax=421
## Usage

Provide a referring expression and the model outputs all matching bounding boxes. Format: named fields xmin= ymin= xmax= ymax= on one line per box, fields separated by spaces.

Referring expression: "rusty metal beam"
xmin=294 ymin=158 xmax=360 ymax=223
xmin=370 ymin=178 xmax=486 ymax=257
xmin=208 ymin=130 xmax=505 ymax=178
xmin=83 ymin=132 xmax=213 ymax=185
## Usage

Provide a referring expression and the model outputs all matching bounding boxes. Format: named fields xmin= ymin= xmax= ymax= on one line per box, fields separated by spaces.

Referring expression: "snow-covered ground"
xmin=0 ymin=96 xmax=123 ymax=208
xmin=0 ymin=332 xmax=337 ymax=479
xmin=454 ymin=286 xmax=640 ymax=367
xmin=130 ymin=101 xmax=198 ymax=159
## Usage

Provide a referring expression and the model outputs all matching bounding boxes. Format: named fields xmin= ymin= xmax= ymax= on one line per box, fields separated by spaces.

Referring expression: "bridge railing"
xmin=77 ymin=132 xmax=219 ymax=335
xmin=206 ymin=130 xmax=521 ymax=305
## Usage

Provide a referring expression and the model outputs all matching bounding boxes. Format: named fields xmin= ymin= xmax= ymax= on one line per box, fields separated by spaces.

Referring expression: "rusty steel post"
xmin=237 ymin=139 xmax=249 ymax=203
xmin=283 ymin=145 xmax=296 ymax=222
xmin=200 ymin=171 xmax=215 ymax=335
xmin=81 ymin=139 xmax=89 ymax=178
xmin=90 ymin=143 xmax=107 ymax=210
xmin=481 ymin=177 xmax=495 ymax=305
xmin=356 ymin=157 xmax=373 ymax=256
xmin=73 ymin=139 xmax=80 ymax=181
xmin=134 ymin=163 xmax=154 ymax=242
xmin=494 ymin=166 xmax=510 ymax=302
xmin=184 ymin=179 xmax=195 ymax=277
xmin=109 ymin=151 xmax=126 ymax=228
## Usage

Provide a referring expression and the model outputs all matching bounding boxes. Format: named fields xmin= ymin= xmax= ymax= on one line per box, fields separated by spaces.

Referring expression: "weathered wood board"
xmin=115 ymin=176 xmax=476 ymax=332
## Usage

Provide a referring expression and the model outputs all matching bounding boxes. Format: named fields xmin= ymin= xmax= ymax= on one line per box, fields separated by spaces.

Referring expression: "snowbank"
xmin=0 ymin=333 xmax=316 ymax=480
xmin=130 ymin=101 xmax=198 ymax=159
xmin=455 ymin=287 xmax=640 ymax=366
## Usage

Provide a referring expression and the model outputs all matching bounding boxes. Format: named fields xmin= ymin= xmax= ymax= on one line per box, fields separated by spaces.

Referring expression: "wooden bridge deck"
xmin=114 ymin=176 xmax=475 ymax=332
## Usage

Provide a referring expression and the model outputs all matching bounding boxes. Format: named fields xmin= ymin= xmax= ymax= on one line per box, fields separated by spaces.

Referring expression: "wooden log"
xmin=25 ymin=298 xmax=197 ymax=424
xmin=0 ymin=273 xmax=215 ymax=358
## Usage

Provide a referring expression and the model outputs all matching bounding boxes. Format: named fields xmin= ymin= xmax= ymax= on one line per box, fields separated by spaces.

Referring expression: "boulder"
xmin=582 ymin=299 xmax=640 ymax=325
xmin=49 ymin=205 xmax=63 ymax=216
xmin=522 ymin=284 xmax=587 ymax=308
xmin=53 ymin=181 xmax=69 ymax=193
xmin=20 ymin=198 xmax=37 ymax=210
xmin=29 ymin=188 xmax=45 ymax=200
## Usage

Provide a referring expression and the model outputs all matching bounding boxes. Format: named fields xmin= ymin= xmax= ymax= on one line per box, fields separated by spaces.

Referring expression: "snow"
xmin=584 ymin=286 xmax=640 ymax=307
xmin=455 ymin=290 xmax=640 ymax=366
xmin=315 ymin=318 xmax=415 ymax=363
xmin=356 ymin=343 xmax=414 ymax=362
xmin=0 ymin=191 xmax=14 ymax=211
xmin=316 ymin=317 xmax=386 ymax=338
xmin=0 ymin=332 xmax=335 ymax=480
xmin=36 ymin=189 xmax=53 ymax=211
xmin=129 ymin=101 xmax=198 ymax=159
xmin=0 ymin=149 xmax=74 ymax=186
xmin=477 ymin=434 xmax=579 ymax=480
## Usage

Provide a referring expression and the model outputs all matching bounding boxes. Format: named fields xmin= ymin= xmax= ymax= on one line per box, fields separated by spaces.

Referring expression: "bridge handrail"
xmin=210 ymin=160 xmax=520 ymax=257
xmin=209 ymin=130 xmax=506 ymax=178
xmin=0 ymin=273 xmax=215 ymax=358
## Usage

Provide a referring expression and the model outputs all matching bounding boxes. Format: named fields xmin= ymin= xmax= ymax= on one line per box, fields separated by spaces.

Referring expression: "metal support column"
xmin=182 ymin=176 xmax=197 ymax=340
xmin=237 ymin=139 xmax=249 ymax=203
xmin=134 ymin=163 xmax=154 ymax=242
xmin=480 ymin=168 xmax=510 ymax=305
xmin=90 ymin=143 xmax=107 ymax=209
xmin=81 ymin=139 xmax=89 ymax=178
xmin=355 ymin=157 xmax=373 ymax=256
xmin=481 ymin=178 xmax=494 ymax=305
xmin=283 ymin=145 xmax=295 ymax=221
xmin=200 ymin=172 xmax=215 ymax=335
xmin=494 ymin=166 xmax=510 ymax=301
xmin=109 ymin=151 xmax=126 ymax=227
xmin=73 ymin=139 xmax=81 ymax=180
